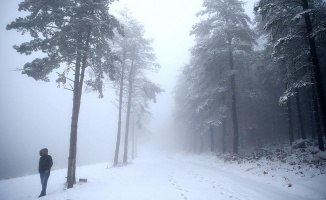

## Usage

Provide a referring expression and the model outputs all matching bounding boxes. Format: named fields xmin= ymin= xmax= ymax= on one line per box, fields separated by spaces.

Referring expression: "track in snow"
xmin=0 ymin=150 xmax=322 ymax=200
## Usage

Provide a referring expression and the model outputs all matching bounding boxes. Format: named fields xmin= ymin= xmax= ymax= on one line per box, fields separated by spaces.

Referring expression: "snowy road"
xmin=0 ymin=150 xmax=324 ymax=200
xmin=105 ymin=155 xmax=307 ymax=200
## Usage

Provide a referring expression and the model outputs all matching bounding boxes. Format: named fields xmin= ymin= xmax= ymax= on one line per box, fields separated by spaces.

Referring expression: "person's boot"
xmin=38 ymin=192 xmax=46 ymax=198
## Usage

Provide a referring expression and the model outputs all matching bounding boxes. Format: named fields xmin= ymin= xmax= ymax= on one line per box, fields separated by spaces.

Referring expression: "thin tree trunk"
xmin=283 ymin=61 xmax=294 ymax=144
xmin=193 ymin=131 xmax=196 ymax=153
xmin=113 ymin=51 xmax=126 ymax=167
xmin=123 ymin=61 xmax=134 ymax=164
xmin=309 ymin=86 xmax=316 ymax=139
xmin=210 ymin=126 xmax=214 ymax=152
xmin=67 ymin=28 xmax=91 ymax=188
xmin=295 ymin=88 xmax=306 ymax=140
xmin=200 ymin=135 xmax=204 ymax=153
xmin=228 ymin=34 xmax=239 ymax=154
xmin=131 ymin=108 xmax=135 ymax=160
xmin=67 ymin=52 xmax=81 ymax=189
xmin=254 ymin=106 xmax=262 ymax=149
xmin=301 ymin=0 xmax=326 ymax=133
xmin=312 ymin=84 xmax=325 ymax=151
xmin=222 ymin=93 xmax=227 ymax=154
xmin=286 ymin=93 xmax=294 ymax=144
xmin=135 ymin=115 xmax=138 ymax=157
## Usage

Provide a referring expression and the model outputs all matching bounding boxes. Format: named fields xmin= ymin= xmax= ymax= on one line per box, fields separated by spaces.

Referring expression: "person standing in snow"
xmin=38 ymin=148 xmax=53 ymax=198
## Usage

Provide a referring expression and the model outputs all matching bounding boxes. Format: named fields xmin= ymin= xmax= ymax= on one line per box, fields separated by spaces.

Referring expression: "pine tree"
xmin=7 ymin=0 xmax=122 ymax=188
xmin=121 ymin=22 xmax=162 ymax=164
xmin=112 ymin=10 xmax=163 ymax=165
xmin=191 ymin=0 xmax=256 ymax=154
xmin=256 ymin=0 xmax=326 ymax=150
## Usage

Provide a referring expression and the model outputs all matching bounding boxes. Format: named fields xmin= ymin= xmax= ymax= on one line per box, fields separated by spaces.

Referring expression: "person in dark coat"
xmin=38 ymin=148 xmax=53 ymax=198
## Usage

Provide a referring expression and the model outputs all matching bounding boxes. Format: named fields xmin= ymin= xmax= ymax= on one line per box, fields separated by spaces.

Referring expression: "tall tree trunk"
xmin=286 ymin=94 xmax=294 ymax=144
xmin=210 ymin=125 xmax=214 ymax=152
xmin=312 ymin=84 xmax=325 ymax=151
xmin=222 ymin=93 xmax=227 ymax=154
xmin=134 ymin=114 xmax=138 ymax=157
xmin=309 ymin=92 xmax=316 ymax=140
xmin=200 ymin=135 xmax=204 ymax=153
xmin=123 ymin=61 xmax=134 ymax=164
xmin=228 ymin=34 xmax=239 ymax=154
xmin=193 ymin=130 xmax=196 ymax=153
xmin=295 ymin=88 xmax=306 ymax=139
xmin=310 ymin=114 xmax=316 ymax=139
xmin=113 ymin=51 xmax=126 ymax=167
xmin=301 ymin=0 xmax=326 ymax=132
xmin=67 ymin=53 xmax=81 ymax=189
xmin=254 ymin=106 xmax=262 ymax=149
xmin=283 ymin=61 xmax=294 ymax=144
xmin=131 ymin=108 xmax=135 ymax=160
xmin=67 ymin=29 xmax=90 ymax=188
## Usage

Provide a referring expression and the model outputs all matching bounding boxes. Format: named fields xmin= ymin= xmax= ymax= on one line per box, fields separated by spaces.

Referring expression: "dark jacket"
xmin=39 ymin=155 xmax=53 ymax=173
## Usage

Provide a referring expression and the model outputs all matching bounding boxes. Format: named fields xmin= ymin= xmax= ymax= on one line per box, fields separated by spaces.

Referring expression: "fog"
xmin=0 ymin=0 xmax=255 ymax=179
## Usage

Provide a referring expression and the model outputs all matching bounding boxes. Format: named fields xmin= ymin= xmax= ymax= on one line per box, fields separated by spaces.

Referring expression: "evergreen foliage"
xmin=174 ymin=0 xmax=326 ymax=154
xmin=7 ymin=0 xmax=122 ymax=188
xmin=112 ymin=9 xmax=163 ymax=165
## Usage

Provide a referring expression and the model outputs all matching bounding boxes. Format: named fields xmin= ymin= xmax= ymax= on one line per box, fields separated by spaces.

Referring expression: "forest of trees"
xmin=6 ymin=0 xmax=162 ymax=188
xmin=112 ymin=9 xmax=163 ymax=167
xmin=6 ymin=0 xmax=326 ymax=190
xmin=174 ymin=0 xmax=326 ymax=154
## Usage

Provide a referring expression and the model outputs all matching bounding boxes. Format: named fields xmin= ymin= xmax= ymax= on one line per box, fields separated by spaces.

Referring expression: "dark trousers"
xmin=39 ymin=172 xmax=50 ymax=196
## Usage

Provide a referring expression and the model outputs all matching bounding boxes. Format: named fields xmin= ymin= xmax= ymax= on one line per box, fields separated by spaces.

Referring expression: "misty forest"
xmin=1 ymin=0 xmax=326 ymax=200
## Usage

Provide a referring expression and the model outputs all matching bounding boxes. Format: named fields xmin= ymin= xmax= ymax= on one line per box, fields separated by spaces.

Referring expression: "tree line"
xmin=174 ymin=0 xmax=326 ymax=154
xmin=7 ymin=0 xmax=162 ymax=189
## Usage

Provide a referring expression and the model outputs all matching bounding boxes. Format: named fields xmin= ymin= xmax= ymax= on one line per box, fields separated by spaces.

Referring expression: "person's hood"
xmin=39 ymin=148 xmax=48 ymax=156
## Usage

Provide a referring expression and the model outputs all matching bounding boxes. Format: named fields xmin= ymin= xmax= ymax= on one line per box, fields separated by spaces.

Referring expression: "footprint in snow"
xmin=181 ymin=193 xmax=188 ymax=200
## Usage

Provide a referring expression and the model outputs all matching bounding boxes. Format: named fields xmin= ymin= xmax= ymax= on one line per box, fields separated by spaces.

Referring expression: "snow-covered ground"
xmin=1 ymin=147 xmax=325 ymax=200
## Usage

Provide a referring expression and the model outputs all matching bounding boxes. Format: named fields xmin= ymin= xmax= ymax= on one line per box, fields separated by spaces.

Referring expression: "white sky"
xmin=0 ymin=0 xmax=257 ymax=179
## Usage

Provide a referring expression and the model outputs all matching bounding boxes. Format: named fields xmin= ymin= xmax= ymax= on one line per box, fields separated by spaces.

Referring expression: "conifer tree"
xmin=112 ymin=10 xmax=163 ymax=165
xmin=7 ymin=0 xmax=122 ymax=188
xmin=191 ymin=0 xmax=256 ymax=154
xmin=255 ymin=0 xmax=326 ymax=150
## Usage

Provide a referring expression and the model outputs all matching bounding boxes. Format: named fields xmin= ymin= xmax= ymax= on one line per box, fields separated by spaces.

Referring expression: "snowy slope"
xmin=0 ymin=149 xmax=325 ymax=200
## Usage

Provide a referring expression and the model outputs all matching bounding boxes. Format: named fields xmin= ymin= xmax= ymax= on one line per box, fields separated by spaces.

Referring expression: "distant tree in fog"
xmin=130 ymin=77 xmax=163 ymax=158
xmin=173 ymin=0 xmax=325 ymax=154
xmin=188 ymin=0 xmax=256 ymax=154
xmin=174 ymin=57 xmax=228 ymax=153
xmin=173 ymin=0 xmax=326 ymax=155
xmin=112 ymin=9 xmax=130 ymax=167
xmin=6 ymin=0 xmax=122 ymax=188
xmin=112 ymin=9 xmax=163 ymax=165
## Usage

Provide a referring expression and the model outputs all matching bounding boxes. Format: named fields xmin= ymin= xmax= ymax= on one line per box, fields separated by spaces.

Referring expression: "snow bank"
xmin=1 ymin=145 xmax=325 ymax=200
